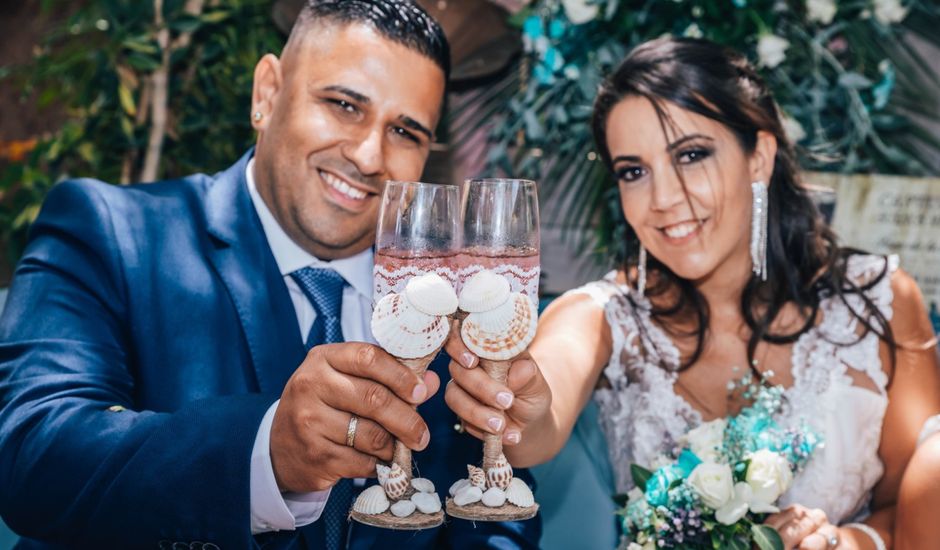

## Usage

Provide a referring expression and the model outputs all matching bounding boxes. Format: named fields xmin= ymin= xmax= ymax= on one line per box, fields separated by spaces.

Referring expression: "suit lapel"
xmin=203 ymin=151 xmax=306 ymax=394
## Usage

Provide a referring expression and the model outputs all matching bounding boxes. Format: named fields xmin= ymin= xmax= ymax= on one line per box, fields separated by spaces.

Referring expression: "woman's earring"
xmin=637 ymin=244 xmax=648 ymax=299
xmin=253 ymin=111 xmax=263 ymax=122
xmin=750 ymin=180 xmax=768 ymax=281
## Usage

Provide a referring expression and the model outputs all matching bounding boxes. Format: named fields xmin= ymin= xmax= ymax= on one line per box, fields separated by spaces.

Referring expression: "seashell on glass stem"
xmin=404 ymin=272 xmax=458 ymax=316
xmin=461 ymin=293 xmax=538 ymax=361
xmin=467 ymin=465 xmax=487 ymax=490
xmin=458 ymin=270 xmax=511 ymax=313
xmin=486 ymin=454 xmax=513 ymax=490
xmin=353 ymin=485 xmax=390 ymax=515
xmin=372 ymin=293 xmax=450 ymax=359
xmin=380 ymin=462 xmax=410 ymax=501
xmin=505 ymin=477 xmax=536 ymax=508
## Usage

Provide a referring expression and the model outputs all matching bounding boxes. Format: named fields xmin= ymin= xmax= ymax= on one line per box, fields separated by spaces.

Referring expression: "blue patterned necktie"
xmin=289 ymin=267 xmax=351 ymax=550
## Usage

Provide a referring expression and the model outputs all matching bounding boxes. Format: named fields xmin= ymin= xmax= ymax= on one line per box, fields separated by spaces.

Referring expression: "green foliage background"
xmin=0 ymin=0 xmax=282 ymax=264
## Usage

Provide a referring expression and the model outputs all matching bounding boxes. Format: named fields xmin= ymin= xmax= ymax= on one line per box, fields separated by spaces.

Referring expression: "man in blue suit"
xmin=0 ymin=1 xmax=540 ymax=548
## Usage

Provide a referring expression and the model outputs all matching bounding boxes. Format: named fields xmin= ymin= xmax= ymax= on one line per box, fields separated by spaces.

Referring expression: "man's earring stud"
xmin=253 ymin=111 xmax=263 ymax=122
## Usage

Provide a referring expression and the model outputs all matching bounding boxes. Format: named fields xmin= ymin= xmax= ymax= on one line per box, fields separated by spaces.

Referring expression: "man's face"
xmin=251 ymin=23 xmax=446 ymax=259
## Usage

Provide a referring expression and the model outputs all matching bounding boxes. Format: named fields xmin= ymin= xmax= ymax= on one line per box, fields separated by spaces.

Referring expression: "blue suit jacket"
xmin=0 ymin=152 xmax=540 ymax=549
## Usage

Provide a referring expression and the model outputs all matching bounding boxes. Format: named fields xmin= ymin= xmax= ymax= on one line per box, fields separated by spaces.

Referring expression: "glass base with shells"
xmin=349 ymin=350 xmax=446 ymax=529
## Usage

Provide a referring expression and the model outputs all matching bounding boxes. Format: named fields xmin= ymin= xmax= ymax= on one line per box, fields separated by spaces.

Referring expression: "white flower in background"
xmin=715 ymin=482 xmax=753 ymax=525
xmin=626 ymin=487 xmax=645 ymax=504
xmin=757 ymin=34 xmax=790 ymax=68
xmin=782 ymin=113 xmax=807 ymax=143
xmin=680 ymin=418 xmax=726 ymax=464
xmin=683 ymin=23 xmax=704 ymax=38
xmin=874 ymin=0 xmax=909 ymax=24
xmin=627 ymin=542 xmax=656 ymax=550
xmin=746 ymin=449 xmax=793 ymax=509
xmin=688 ymin=463 xmax=735 ymax=509
xmin=561 ymin=0 xmax=599 ymax=25
xmin=806 ymin=0 xmax=837 ymax=24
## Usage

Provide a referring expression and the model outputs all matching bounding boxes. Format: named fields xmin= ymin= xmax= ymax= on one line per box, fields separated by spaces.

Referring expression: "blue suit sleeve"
xmin=0 ymin=180 xmax=276 ymax=548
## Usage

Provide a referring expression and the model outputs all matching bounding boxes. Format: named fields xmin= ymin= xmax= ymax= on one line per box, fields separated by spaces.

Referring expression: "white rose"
xmin=715 ymin=482 xmax=752 ymax=525
xmin=874 ymin=0 xmax=908 ymax=24
xmin=626 ymin=487 xmax=645 ymax=504
xmin=746 ymin=449 xmax=793 ymax=507
xmin=561 ymin=0 xmax=599 ymax=25
xmin=688 ymin=463 xmax=734 ymax=509
xmin=680 ymin=419 xmax=726 ymax=464
xmin=757 ymin=34 xmax=790 ymax=69
xmin=806 ymin=0 xmax=837 ymax=25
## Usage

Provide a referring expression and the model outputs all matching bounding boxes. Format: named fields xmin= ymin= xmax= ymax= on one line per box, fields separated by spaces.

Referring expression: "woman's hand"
xmin=442 ymin=320 xmax=552 ymax=448
xmin=764 ymin=505 xmax=842 ymax=549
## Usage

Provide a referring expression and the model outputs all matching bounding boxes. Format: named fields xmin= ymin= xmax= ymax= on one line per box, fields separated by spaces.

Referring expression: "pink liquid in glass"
xmin=456 ymin=246 xmax=540 ymax=304
xmin=373 ymin=249 xmax=460 ymax=303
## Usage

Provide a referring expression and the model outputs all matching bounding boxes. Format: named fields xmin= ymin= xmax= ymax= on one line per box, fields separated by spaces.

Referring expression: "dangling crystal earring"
xmin=637 ymin=244 xmax=648 ymax=299
xmin=750 ymin=180 xmax=768 ymax=281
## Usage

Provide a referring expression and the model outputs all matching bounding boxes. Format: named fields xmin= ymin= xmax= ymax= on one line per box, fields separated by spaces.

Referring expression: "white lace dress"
xmin=571 ymin=254 xmax=899 ymax=525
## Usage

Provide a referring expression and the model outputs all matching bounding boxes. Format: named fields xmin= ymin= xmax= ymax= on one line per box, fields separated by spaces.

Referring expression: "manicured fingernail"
xmin=419 ymin=429 xmax=430 ymax=449
xmin=460 ymin=352 xmax=477 ymax=368
xmin=496 ymin=391 xmax=514 ymax=409
xmin=412 ymin=384 xmax=427 ymax=402
xmin=505 ymin=431 xmax=521 ymax=444
xmin=487 ymin=416 xmax=504 ymax=432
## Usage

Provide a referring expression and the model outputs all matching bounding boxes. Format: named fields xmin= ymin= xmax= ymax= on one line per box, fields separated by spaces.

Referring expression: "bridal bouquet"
xmin=620 ymin=384 xmax=822 ymax=550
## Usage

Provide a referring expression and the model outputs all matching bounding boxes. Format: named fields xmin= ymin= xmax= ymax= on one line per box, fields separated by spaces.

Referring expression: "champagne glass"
xmin=447 ymin=178 xmax=540 ymax=521
xmin=352 ymin=180 xmax=459 ymax=530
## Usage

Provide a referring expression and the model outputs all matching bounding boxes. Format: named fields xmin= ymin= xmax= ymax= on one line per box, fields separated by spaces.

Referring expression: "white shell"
xmin=390 ymin=499 xmax=417 ymax=518
xmin=404 ymin=273 xmax=458 ymax=316
xmin=458 ymin=270 xmax=511 ymax=313
xmin=381 ymin=462 xmax=410 ymax=500
xmin=453 ymin=485 xmax=483 ymax=506
xmin=461 ymin=293 xmax=538 ymax=361
xmin=467 ymin=465 xmax=486 ymax=490
xmin=505 ymin=478 xmax=535 ymax=508
xmin=481 ymin=487 xmax=507 ymax=508
xmin=486 ymin=454 xmax=513 ymax=490
xmin=411 ymin=491 xmax=442 ymax=514
xmin=449 ymin=478 xmax=470 ymax=497
xmin=371 ymin=293 xmax=450 ymax=359
xmin=352 ymin=485 xmax=390 ymax=515
xmin=411 ymin=477 xmax=435 ymax=494
xmin=376 ymin=464 xmax=391 ymax=487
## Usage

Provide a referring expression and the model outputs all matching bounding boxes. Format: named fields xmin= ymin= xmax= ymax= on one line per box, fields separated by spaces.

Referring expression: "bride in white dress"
xmin=443 ymin=37 xmax=940 ymax=549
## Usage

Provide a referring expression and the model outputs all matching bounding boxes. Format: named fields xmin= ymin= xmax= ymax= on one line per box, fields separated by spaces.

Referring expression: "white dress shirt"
xmin=246 ymin=158 xmax=376 ymax=533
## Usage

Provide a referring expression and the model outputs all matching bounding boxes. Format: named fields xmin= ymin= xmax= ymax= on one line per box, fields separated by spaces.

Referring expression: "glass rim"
xmin=463 ymin=177 xmax=536 ymax=186
xmin=383 ymin=179 xmax=458 ymax=188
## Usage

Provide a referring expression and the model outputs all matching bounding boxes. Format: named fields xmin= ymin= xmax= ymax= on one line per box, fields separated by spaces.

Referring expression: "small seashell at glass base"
xmin=481 ymin=487 xmax=507 ymax=508
xmin=410 ymin=477 xmax=435 ymax=494
xmin=390 ymin=499 xmax=417 ymax=518
xmin=411 ymin=492 xmax=443 ymax=514
xmin=353 ymin=485 xmax=391 ymax=515
xmin=505 ymin=478 xmax=536 ymax=508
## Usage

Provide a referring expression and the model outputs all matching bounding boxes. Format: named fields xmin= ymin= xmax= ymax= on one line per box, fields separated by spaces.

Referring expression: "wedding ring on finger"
xmin=346 ymin=414 xmax=359 ymax=447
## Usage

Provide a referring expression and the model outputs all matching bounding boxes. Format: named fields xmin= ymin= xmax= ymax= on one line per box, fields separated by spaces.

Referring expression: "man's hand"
xmin=442 ymin=320 xmax=551 ymax=446
xmin=270 ymin=342 xmax=440 ymax=493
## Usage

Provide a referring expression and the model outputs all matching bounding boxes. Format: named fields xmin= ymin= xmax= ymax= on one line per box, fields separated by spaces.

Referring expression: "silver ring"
xmin=826 ymin=534 xmax=839 ymax=548
xmin=346 ymin=415 xmax=359 ymax=447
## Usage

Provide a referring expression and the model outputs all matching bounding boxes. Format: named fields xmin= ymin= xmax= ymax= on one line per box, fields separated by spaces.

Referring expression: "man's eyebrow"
xmin=399 ymin=116 xmax=433 ymax=140
xmin=321 ymin=85 xmax=371 ymax=105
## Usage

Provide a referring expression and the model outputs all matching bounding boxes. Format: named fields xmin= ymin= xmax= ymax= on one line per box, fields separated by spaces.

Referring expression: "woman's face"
xmin=605 ymin=96 xmax=776 ymax=287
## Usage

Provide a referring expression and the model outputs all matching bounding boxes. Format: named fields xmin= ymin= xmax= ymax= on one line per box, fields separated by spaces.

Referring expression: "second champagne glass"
xmin=446 ymin=178 xmax=541 ymax=521
xmin=351 ymin=180 xmax=460 ymax=530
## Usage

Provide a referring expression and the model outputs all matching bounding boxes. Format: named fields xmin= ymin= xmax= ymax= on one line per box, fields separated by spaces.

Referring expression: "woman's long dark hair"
xmin=591 ymin=37 xmax=896 ymax=373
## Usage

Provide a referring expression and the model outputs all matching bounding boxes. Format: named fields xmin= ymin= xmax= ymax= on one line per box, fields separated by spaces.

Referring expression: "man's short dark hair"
xmin=293 ymin=0 xmax=450 ymax=81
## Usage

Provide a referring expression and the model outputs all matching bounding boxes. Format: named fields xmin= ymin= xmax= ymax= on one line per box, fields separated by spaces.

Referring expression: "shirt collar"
xmin=246 ymin=158 xmax=374 ymax=300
